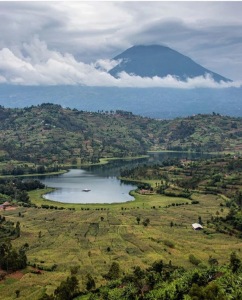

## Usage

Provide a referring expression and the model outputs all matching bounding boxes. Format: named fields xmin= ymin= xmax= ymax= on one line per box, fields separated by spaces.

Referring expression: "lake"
xmin=35 ymin=152 xmax=214 ymax=204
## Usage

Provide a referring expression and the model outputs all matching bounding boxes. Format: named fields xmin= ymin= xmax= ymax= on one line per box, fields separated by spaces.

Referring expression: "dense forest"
xmin=1 ymin=104 xmax=242 ymax=167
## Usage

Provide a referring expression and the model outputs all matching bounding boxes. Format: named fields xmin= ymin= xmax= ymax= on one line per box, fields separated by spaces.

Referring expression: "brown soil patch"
xmin=10 ymin=271 xmax=24 ymax=279
xmin=0 ymin=270 xmax=24 ymax=283
xmin=0 ymin=269 xmax=7 ymax=283
xmin=0 ymin=206 xmax=17 ymax=211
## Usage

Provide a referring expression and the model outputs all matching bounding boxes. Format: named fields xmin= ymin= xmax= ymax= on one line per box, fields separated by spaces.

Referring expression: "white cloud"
xmin=0 ymin=39 xmax=241 ymax=89
xmin=116 ymin=72 xmax=242 ymax=89
xmin=93 ymin=59 xmax=123 ymax=72
xmin=0 ymin=75 xmax=7 ymax=83
xmin=0 ymin=2 xmax=242 ymax=79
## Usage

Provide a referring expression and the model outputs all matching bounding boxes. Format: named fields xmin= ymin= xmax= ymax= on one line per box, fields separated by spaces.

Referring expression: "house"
xmin=2 ymin=201 xmax=12 ymax=208
xmin=192 ymin=223 xmax=203 ymax=230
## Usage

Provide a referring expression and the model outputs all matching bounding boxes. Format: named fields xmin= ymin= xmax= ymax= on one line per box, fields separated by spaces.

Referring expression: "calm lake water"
xmin=36 ymin=152 xmax=214 ymax=204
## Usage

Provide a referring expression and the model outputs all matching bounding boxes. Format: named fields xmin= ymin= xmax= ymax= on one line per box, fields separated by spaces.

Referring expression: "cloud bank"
xmin=0 ymin=38 xmax=241 ymax=89
xmin=0 ymin=2 xmax=242 ymax=80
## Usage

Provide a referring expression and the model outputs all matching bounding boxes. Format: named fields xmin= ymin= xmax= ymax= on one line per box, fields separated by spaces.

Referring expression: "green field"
xmin=1 ymin=189 xmax=241 ymax=300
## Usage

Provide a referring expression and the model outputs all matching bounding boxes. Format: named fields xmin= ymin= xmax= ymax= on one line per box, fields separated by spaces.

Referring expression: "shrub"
xmin=86 ymin=273 xmax=95 ymax=291
xmin=189 ymin=254 xmax=201 ymax=266
xmin=103 ymin=262 xmax=121 ymax=280
xmin=70 ymin=265 xmax=80 ymax=275
xmin=142 ymin=218 xmax=150 ymax=227
xmin=163 ymin=240 xmax=175 ymax=249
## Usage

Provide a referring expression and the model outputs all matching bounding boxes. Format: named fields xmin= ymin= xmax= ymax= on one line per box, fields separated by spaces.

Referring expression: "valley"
xmin=1 ymin=153 xmax=242 ymax=299
xmin=1 ymin=2 xmax=242 ymax=299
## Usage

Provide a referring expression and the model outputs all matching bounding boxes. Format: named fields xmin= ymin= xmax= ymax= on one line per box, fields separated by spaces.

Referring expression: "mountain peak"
xmin=109 ymin=45 xmax=231 ymax=82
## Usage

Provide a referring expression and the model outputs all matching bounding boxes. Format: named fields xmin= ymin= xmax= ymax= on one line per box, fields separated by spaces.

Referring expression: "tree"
xmin=133 ymin=266 xmax=145 ymax=279
xmin=17 ymin=191 xmax=30 ymax=203
xmin=152 ymin=260 xmax=163 ymax=274
xmin=189 ymin=283 xmax=204 ymax=299
xmin=208 ymin=256 xmax=219 ymax=267
xmin=136 ymin=216 xmax=141 ymax=225
xmin=0 ymin=241 xmax=27 ymax=272
xmin=16 ymin=221 xmax=20 ymax=238
xmin=104 ymin=262 xmax=121 ymax=280
xmin=203 ymin=282 xmax=226 ymax=300
xmin=86 ymin=273 xmax=96 ymax=291
xmin=54 ymin=276 xmax=79 ymax=300
xmin=15 ymin=290 xmax=20 ymax=298
xmin=71 ymin=157 xmax=77 ymax=165
xmin=230 ymin=251 xmax=241 ymax=273
xmin=143 ymin=218 xmax=150 ymax=227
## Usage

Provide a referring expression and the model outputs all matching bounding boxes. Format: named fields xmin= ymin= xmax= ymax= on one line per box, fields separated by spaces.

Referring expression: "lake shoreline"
xmin=0 ymin=151 xmax=227 ymax=178
xmin=29 ymin=187 xmax=138 ymax=209
xmin=28 ymin=151 xmax=216 ymax=206
xmin=0 ymin=155 xmax=149 ymax=178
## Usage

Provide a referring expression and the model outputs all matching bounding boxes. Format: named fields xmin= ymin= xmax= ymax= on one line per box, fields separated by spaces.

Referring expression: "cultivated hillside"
xmin=0 ymin=104 xmax=242 ymax=164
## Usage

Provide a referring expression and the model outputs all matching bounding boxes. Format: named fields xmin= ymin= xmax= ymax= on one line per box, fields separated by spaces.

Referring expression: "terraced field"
xmin=1 ymin=190 xmax=241 ymax=300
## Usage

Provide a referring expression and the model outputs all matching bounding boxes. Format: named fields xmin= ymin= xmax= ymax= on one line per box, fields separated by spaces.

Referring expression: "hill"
xmin=0 ymin=104 xmax=242 ymax=167
xmin=109 ymin=45 xmax=231 ymax=82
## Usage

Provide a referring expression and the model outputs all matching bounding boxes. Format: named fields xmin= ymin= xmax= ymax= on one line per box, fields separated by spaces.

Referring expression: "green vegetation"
xmin=0 ymin=215 xmax=28 ymax=280
xmin=0 ymin=164 xmax=241 ymax=299
xmin=1 ymin=104 xmax=242 ymax=175
xmin=2 ymin=104 xmax=242 ymax=299
xmin=121 ymin=155 xmax=242 ymax=238
xmin=0 ymin=177 xmax=45 ymax=206
xmin=0 ymin=239 xmax=27 ymax=273
xmin=0 ymin=178 xmax=49 ymax=284
xmin=39 ymin=275 xmax=79 ymax=300
xmin=81 ymin=252 xmax=242 ymax=300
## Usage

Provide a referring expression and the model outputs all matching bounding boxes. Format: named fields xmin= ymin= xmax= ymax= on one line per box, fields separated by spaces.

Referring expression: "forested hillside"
xmin=0 ymin=104 xmax=242 ymax=165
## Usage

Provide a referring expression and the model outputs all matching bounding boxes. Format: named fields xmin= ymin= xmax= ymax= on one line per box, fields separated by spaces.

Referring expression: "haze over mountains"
xmin=0 ymin=44 xmax=241 ymax=119
xmin=109 ymin=45 xmax=231 ymax=82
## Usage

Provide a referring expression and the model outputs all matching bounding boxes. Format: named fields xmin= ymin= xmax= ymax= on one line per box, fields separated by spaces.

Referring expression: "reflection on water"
xmin=40 ymin=169 xmax=136 ymax=204
xmin=34 ymin=152 xmax=214 ymax=204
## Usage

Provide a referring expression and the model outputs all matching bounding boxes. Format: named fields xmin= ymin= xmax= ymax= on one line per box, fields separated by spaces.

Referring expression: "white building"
xmin=192 ymin=223 xmax=203 ymax=230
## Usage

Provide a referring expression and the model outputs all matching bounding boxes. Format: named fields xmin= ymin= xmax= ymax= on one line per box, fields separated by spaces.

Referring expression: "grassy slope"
xmin=1 ymin=190 xmax=241 ymax=300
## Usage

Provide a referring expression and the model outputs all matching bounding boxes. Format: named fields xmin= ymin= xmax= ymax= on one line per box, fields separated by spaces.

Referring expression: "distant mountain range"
xmin=0 ymin=45 xmax=239 ymax=120
xmin=109 ymin=45 xmax=231 ymax=82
